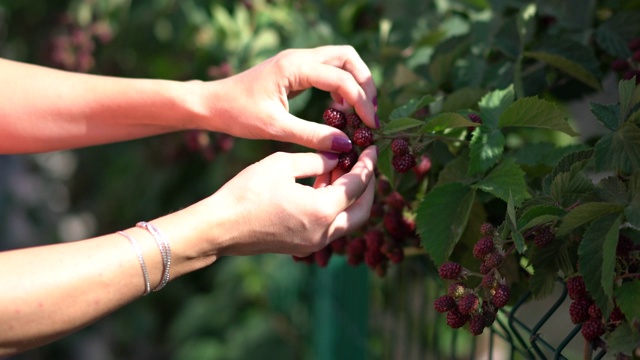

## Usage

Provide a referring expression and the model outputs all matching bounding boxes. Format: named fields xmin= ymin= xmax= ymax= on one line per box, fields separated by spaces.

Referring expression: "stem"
xmin=583 ymin=338 xmax=593 ymax=360
xmin=616 ymin=272 xmax=640 ymax=281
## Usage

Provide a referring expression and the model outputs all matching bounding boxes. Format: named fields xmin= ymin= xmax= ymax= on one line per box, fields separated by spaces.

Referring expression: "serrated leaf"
xmin=626 ymin=172 xmax=640 ymax=229
xmin=549 ymin=170 xmax=594 ymax=207
xmin=382 ymin=117 xmax=425 ymax=134
xmin=525 ymin=50 xmax=601 ymax=89
xmin=473 ymin=159 xmax=530 ymax=206
xmin=417 ymin=183 xmax=476 ymax=266
xmin=528 ymin=239 xmax=567 ymax=299
xmin=578 ymin=214 xmax=620 ymax=317
xmin=506 ymin=192 xmax=526 ymax=253
xmin=615 ymin=281 xmax=640 ymax=323
xmin=376 ymin=142 xmax=394 ymax=186
xmin=428 ymin=36 xmax=471 ymax=87
xmin=478 ymin=85 xmax=514 ymax=129
xmin=595 ymin=11 xmax=640 ymax=59
xmin=619 ymin=77 xmax=640 ymax=121
xmin=468 ymin=126 xmax=505 ymax=176
xmin=517 ymin=205 xmax=566 ymax=231
xmin=499 ymin=97 xmax=578 ymax=136
xmin=389 ymin=95 xmax=437 ymax=120
xmin=495 ymin=17 xmax=520 ymax=59
xmin=594 ymin=122 xmax=640 ymax=174
xmin=595 ymin=176 xmax=629 ymax=205
xmin=436 ymin=153 xmax=471 ymax=187
xmin=605 ymin=323 xmax=640 ymax=357
xmin=422 ymin=113 xmax=478 ymax=133
xmin=594 ymin=26 xmax=632 ymax=59
xmin=441 ymin=87 xmax=487 ymax=112
xmin=590 ymin=102 xmax=620 ymax=131
xmin=557 ymin=202 xmax=623 ymax=236
xmin=549 ymin=149 xmax=594 ymax=181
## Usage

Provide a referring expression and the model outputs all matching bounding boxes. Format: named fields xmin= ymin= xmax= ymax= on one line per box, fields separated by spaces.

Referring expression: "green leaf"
xmin=382 ymin=117 xmax=425 ymax=134
xmin=499 ymin=97 xmax=578 ymax=136
xmin=557 ymin=202 xmax=623 ymax=236
xmin=549 ymin=149 xmax=594 ymax=181
xmin=528 ymin=238 xmax=567 ymax=299
xmin=590 ymin=102 xmax=620 ymax=132
xmin=606 ymin=323 xmax=640 ymax=357
xmin=389 ymin=95 xmax=437 ymax=120
xmin=615 ymin=281 xmax=640 ymax=323
xmin=468 ymin=126 xmax=505 ymax=176
xmin=436 ymin=153 xmax=470 ymax=187
xmin=494 ymin=17 xmax=520 ymax=59
xmin=524 ymin=39 xmax=601 ymax=90
xmin=478 ymin=85 xmax=514 ymax=129
xmin=595 ymin=176 xmax=629 ymax=205
xmin=578 ymin=214 xmax=621 ymax=317
xmin=441 ymin=87 xmax=487 ymax=113
xmin=473 ymin=159 xmax=530 ymax=206
xmin=422 ymin=113 xmax=478 ymax=133
xmin=595 ymin=11 xmax=640 ymax=59
xmin=517 ymin=205 xmax=566 ymax=231
xmin=505 ymin=192 xmax=526 ymax=253
xmin=625 ymin=172 xmax=640 ymax=228
xmin=619 ymin=77 xmax=640 ymax=121
xmin=594 ymin=122 xmax=640 ymax=174
xmin=417 ymin=183 xmax=476 ymax=266
xmin=428 ymin=36 xmax=471 ymax=87
xmin=549 ymin=170 xmax=594 ymax=207
xmin=594 ymin=26 xmax=632 ymax=59
xmin=516 ymin=3 xmax=536 ymax=49
xmin=376 ymin=142 xmax=394 ymax=186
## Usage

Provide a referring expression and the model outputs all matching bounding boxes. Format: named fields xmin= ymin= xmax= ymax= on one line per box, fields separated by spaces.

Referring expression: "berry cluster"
xmin=322 ymin=108 xmax=374 ymax=171
xmin=433 ymin=222 xmax=511 ymax=335
xmin=610 ymin=37 xmax=640 ymax=84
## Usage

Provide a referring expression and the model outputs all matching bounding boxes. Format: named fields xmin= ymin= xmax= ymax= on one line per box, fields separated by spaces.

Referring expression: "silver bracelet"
xmin=117 ymin=231 xmax=151 ymax=296
xmin=136 ymin=221 xmax=171 ymax=291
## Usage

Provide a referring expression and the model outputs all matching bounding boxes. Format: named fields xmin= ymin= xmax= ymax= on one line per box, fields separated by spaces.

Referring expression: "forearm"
xmin=0 ymin=58 xmax=208 ymax=154
xmin=0 ymin=209 xmax=217 ymax=355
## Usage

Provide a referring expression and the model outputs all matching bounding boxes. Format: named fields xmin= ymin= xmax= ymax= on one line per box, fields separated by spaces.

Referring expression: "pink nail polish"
xmin=374 ymin=113 xmax=380 ymax=129
xmin=320 ymin=151 xmax=339 ymax=160
xmin=373 ymin=96 xmax=378 ymax=110
xmin=331 ymin=137 xmax=352 ymax=153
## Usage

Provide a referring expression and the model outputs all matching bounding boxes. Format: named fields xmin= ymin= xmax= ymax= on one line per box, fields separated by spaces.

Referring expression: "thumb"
xmin=269 ymin=151 xmax=340 ymax=179
xmin=272 ymin=110 xmax=353 ymax=153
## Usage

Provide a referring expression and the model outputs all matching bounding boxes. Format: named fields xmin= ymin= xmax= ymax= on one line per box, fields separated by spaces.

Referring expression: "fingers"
xmin=313 ymin=45 xmax=378 ymax=102
xmin=330 ymin=172 xmax=376 ymax=238
xmin=273 ymin=110 xmax=353 ymax=153
xmin=272 ymin=151 xmax=339 ymax=179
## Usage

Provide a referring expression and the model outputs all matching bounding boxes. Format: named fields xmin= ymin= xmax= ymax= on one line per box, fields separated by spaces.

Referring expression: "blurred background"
xmin=0 ymin=0 xmax=632 ymax=359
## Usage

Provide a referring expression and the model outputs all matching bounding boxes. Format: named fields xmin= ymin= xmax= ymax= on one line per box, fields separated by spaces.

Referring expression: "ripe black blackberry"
xmin=346 ymin=113 xmax=362 ymax=128
xmin=469 ymin=313 xmax=486 ymax=336
xmin=446 ymin=308 xmax=469 ymax=329
xmin=569 ymin=298 xmax=591 ymax=324
xmin=434 ymin=295 xmax=456 ymax=313
xmin=337 ymin=150 xmax=359 ymax=171
xmin=534 ymin=225 xmax=555 ymax=248
xmin=566 ymin=276 xmax=587 ymax=300
xmin=458 ymin=293 xmax=479 ymax=315
xmin=617 ymin=234 xmax=634 ymax=256
xmin=609 ymin=306 xmax=625 ymax=323
xmin=491 ymin=283 xmax=510 ymax=308
xmin=438 ymin=262 xmax=463 ymax=280
xmin=581 ymin=318 xmax=605 ymax=342
xmin=482 ymin=301 xmax=497 ymax=326
xmin=323 ymin=108 xmax=347 ymax=129
xmin=473 ymin=237 xmax=495 ymax=260
xmin=390 ymin=138 xmax=410 ymax=155
xmin=392 ymin=153 xmax=417 ymax=173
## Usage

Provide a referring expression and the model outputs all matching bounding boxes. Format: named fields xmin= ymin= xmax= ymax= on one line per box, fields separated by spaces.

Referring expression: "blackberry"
xmin=581 ymin=318 xmax=605 ymax=342
xmin=588 ymin=303 xmax=602 ymax=320
xmin=611 ymin=59 xmax=630 ymax=72
xmin=347 ymin=237 xmax=366 ymax=257
xmin=479 ymin=263 xmax=491 ymax=275
xmin=491 ymin=284 xmax=510 ymax=308
xmin=473 ymin=237 xmax=495 ymax=260
xmin=337 ymin=149 xmax=359 ymax=171
xmin=484 ymin=251 xmax=503 ymax=269
xmin=330 ymin=236 xmax=348 ymax=254
xmin=569 ymin=298 xmax=592 ymax=324
xmin=482 ymin=301 xmax=497 ymax=326
xmin=364 ymin=230 xmax=384 ymax=250
xmin=385 ymin=191 xmax=406 ymax=210
xmin=439 ymin=262 xmax=463 ymax=280
xmin=617 ymin=234 xmax=633 ymax=257
xmin=630 ymin=38 xmax=640 ymax=51
xmin=364 ymin=247 xmax=386 ymax=268
xmin=458 ymin=293 xmax=479 ymax=315
xmin=566 ymin=276 xmax=587 ymax=300
xmin=353 ymin=127 xmax=374 ymax=147
xmin=469 ymin=313 xmax=486 ymax=336
xmin=292 ymin=254 xmax=314 ymax=264
xmin=323 ymin=108 xmax=346 ymax=129
xmin=467 ymin=113 xmax=482 ymax=132
xmin=392 ymin=153 xmax=417 ymax=173
xmin=346 ymin=113 xmax=362 ymax=128
xmin=480 ymin=222 xmax=494 ymax=236
xmin=609 ymin=307 xmax=625 ymax=323
xmin=481 ymin=273 xmax=497 ymax=289
xmin=390 ymin=138 xmax=410 ymax=155
xmin=434 ymin=295 xmax=456 ymax=313
xmin=448 ymin=282 xmax=467 ymax=299
xmin=381 ymin=242 xmax=404 ymax=264
xmin=534 ymin=225 xmax=555 ymax=248
xmin=446 ymin=308 xmax=470 ymax=329
xmin=314 ymin=246 xmax=333 ymax=267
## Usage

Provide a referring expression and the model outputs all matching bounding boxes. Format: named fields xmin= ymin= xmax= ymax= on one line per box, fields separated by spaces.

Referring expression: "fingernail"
xmin=373 ymin=96 xmax=378 ymax=110
xmin=374 ymin=113 xmax=380 ymax=129
xmin=320 ymin=151 xmax=339 ymax=160
xmin=331 ymin=136 xmax=352 ymax=153
xmin=374 ymin=145 xmax=379 ymax=156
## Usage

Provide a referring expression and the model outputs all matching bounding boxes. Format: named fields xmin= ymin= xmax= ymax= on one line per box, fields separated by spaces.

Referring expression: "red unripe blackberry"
xmin=458 ymin=293 xmax=480 ymax=315
xmin=346 ymin=113 xmax=362 ymax=128
xmin=611 ymin=58 xmax=630 ymax=72
xmin=473 ymin=237 xmax=495 ymax=260
xmin=369 ymin=202 xmax=384 ymax=219
xmin=392 ymin=153 xmax=417 ymax=173
xmin=413 ymin=154 xmax=432 ymax=179
xmin=469 ymin=313 xmax=486 ymax=336
xmin=353 ymin=127 xmax=374 ymax=147
xmin=482 ymin=301 xmax=497 ymax=326
xmin=386 ymin=191 xmax=406 ymax=210
xmin=381 ymin=242 xmax=405 ymax=264
xmin=491 ymin=284 xmax=510 ymax=308
xmin=376 ymin=179 xmax=392 ymax=196
xmin=347 ymin=253 xmax=363 ymax=266
xmin=347 ymin=237 xmax=366 ymax=257
xmin=330 ymin=236 xmax=348 ymax=255
xmin=569 ymin=298 xmax=592 ymax=324
xmin=534 ymin=225 xmax=555 ymax=248
xmin=365 ymin=247 xmax=386 ymax=268
xmin=439 ymin=262 xmax=463 ymax=280
xmin=479 ymin=263 xmax=491 ymax=275
xmin=364 ymin=230 xmax=384 ymax=250
xmin=390 ymin=138 xmax=410 ymax=155
xmin=337 ymin=149 xmax=359 ymax=171
xmin=484 ymin=251 xmax=503 ymax=269
xmin=581 ymin=318 xmax=605 ymax=342
xmin=467 ymin=113 xmax=482 ymax=132
xmin=448 ymin=282 xmax=467 ymax=299
xmin=617 ymin=234 xmax=634 ymax=256
xmin=314 ymin=246 xmax=333 ymax=267
xmin=480 ymin=222 xmax=494 ymax=236
xmin=609 ymin=306 xmax=625 ymax=323
xmin=292 ymin=254 xmax=314 ymax=264
xmin=434 ymin=295 xmax=456 ymax=313
xmin=323 ymin=108 xmax=346 ymax=129
xmin=481 ymin=273 xmax=498 ymax=289
xmin=446 ymin=308 xmax=470 ymax=329
xmin=384 ymin=209 xmax=408 ymax=239
xmin=588 ymin=303 xmax=602 ymax=320
xmin=566 ymin=276 xmax=587 ymax=300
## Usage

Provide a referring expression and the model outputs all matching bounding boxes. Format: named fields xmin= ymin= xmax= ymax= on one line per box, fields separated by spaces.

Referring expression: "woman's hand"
xmin=180 ymin=146 xmax=377 ymax=259
xmin=197 ymin=45 xmax=378 ymax=153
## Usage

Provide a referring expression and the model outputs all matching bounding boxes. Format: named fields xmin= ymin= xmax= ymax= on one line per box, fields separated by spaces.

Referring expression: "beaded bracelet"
xmin=117 ymin=231 xmax=151 ymax=296
xmin=136 ymin=221 xmax=172 ymax=291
